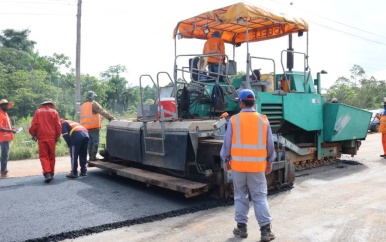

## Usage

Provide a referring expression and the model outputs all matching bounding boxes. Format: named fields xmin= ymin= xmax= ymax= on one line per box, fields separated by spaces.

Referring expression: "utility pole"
xmin=75 ymin=0 xmax=82 ymax=122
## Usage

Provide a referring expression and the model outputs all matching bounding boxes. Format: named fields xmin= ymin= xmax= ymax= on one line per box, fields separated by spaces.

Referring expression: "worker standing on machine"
xmin=203 ymin=31 xmax=225 ymax=80
xmin=220 ymin=89 xmax=276 ymax=242
xmin=377 ymin=101 xmax=386 ymax=158
xmin=80 ymin=91 xmax=115 ymax=162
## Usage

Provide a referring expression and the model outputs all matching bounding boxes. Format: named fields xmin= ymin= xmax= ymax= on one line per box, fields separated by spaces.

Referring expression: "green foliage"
xmin=0 ymin=28 xmax=163 ymax=121
xmin=101 ymin=65 xmax=130 ymax=113
xmin=8 ymin=117 xmax=109 ymax=161
xmin=55 ymin=139 xmax=71 ymax=157
xmin=323 ymin=66 xmax=386 ymax=109
xmin=9 ymin=117 xmax=70 ymax=160
xmin=0 ymin=29 xmax=36 ymax=53
xmin=9 ymin=146 xmax=33 ymax=160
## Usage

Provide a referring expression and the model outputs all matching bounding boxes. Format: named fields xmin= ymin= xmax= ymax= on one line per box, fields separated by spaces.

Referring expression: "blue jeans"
xmin=0 ymin=141 xmax=10 ymax=172
xmin=208 ymin=63 xmax=224 ymax=82
xmin=70 ymin=137 xmax=89 ymax=175
xmin=87 ymin=129 xmax=100 ymax=160
xmin=88 ymin=129 xmax=100 ymax=147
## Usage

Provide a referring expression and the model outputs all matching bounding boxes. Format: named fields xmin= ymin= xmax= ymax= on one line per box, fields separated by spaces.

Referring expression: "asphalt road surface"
xmin=0 ymin=169 xmax=219 ymax=242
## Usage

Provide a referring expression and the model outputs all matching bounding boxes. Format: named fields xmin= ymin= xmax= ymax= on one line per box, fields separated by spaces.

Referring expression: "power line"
xmin=0 ymin=12 xmax=72 ymax=15
xmin=0 ymin=0 xmax=74 ymax=4
xmin=270 ymin=0 xmax=384 ymax=38
xmin=310 ymin=20 xmax=386 ymax=46
xmin=0 ymin=0 xmax=76 ymax=13
xmin=0 ymin=0 xmax=72 ymax=2
xmin=81 ymin=1 xmax=386 ymax=48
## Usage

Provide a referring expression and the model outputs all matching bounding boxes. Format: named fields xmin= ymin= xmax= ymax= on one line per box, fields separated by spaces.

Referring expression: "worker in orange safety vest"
xmin=80 ymin=91 xmax=115 ymax=162
xmin=61 ymin=119 xmax=89 ymax=178
xmin=203 ymin=31 xmax=225 ymax=81
xmin=0 ymin=99 xmax=17 ymax=177
xmin=377 ymin=102 xmax=386 ymax=158
xmin=220 ymin=89 xmax=276 ymax=242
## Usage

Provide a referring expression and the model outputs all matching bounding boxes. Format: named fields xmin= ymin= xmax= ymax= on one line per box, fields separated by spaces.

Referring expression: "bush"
xmin=9 ymin=119 xmax=108 ymax=161
xmin=55 ymin=139 xmax=70 ymax=157
xmin=9 ymin=146 xmax=33 ymax=160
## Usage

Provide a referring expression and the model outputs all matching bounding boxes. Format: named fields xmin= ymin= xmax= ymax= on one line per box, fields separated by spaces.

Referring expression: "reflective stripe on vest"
xmin=66 ymin=120 xmax=87 ymax=137
xmin=230 ymin=112 xmax=268 ymax=172
xmin=80 ymin=102 xmax=101 ymax=129
xmin=69 ymin=126 xmax=80 ymax=136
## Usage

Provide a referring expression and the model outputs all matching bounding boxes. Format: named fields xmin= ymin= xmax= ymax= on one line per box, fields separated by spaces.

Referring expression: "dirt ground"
xmin=5 ymin=133 xmax=386 ymax=242
xmin=1 ymin=155 xmax=98 ymax=179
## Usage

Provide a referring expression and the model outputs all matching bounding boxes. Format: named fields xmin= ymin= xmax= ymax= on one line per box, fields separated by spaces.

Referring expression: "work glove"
xmin=32 ymin=136 xmax=37 ymax=142
xmin=220 ymin=112 xmax=229 ymax=119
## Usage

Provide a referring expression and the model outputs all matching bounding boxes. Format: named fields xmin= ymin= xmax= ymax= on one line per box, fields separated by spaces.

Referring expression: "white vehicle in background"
xmin=368 ymin=109 xmax=383 ymax=132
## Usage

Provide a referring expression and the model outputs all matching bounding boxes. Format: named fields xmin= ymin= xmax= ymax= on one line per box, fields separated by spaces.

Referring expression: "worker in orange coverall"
xmin=29 ymin=98 xmax=61 ymax=182
xmin=203 ymin=31 xmax=225 ymax=81
xmin=377 ymin=102 xmax=386 ymax=158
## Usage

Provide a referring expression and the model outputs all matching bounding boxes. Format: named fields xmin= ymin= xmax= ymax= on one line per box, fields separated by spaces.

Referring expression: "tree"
xmin=350 ymin=64 xmax=365 ymax=87
xmin=323 ymin=65 xmax=386 ymax=109
xmin=0 ymin=47 xmax=34 ymax=72
xmin=324 ymin=78 xmax=356 ymax=105
xmin=0 ymin=29 xmax=36 ymax=53
xmin=101 ymin=65 xmax=131 ymax=114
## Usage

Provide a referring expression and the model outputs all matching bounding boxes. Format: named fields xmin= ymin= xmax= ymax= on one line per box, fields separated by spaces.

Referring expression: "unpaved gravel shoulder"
xmin=1 ymin=156 xmax=97 ymax=179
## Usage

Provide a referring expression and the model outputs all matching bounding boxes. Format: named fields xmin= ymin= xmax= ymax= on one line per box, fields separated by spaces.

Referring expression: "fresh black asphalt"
xmin=0 ymin=170 xmax=229 ymax=242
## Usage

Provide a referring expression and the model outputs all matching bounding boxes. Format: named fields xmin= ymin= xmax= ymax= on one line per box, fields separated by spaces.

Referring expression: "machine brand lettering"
xmin=256 ymin=25 xmax=284 ymax=38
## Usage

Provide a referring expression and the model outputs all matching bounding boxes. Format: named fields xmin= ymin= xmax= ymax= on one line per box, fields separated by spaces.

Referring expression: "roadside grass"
xmin=9 ymin=117 xmax=107 ymax=161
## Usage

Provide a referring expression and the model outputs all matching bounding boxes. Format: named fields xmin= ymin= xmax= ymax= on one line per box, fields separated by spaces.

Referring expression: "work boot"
xmin=66 ymin=172 xmax=78 ymax=179
xmin=44 ymin=173 xmax=53 ymax=183
xmin=233 ymin=223 xmax=248 ymax=238
xmin=89 ymin=157 xmax=97 ymax=161
xmin=1 ymin=169 xmax=9 ymax=178
xmin=87 ymin=146 xmax=94 ymax=161
xmin=1 ymin=169 xmax=9 ymax=175
xmin=91 ymin=144 xmax=99 ymax=161
xmin=80 ymin=172 xmax=87 ymax=177
xmin=260 ymin=223 xmax=275 ymax=242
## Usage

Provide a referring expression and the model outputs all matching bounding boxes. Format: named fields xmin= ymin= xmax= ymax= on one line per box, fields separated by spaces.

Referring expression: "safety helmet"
xmin=86 ymin=91 xmax=97 ymax=101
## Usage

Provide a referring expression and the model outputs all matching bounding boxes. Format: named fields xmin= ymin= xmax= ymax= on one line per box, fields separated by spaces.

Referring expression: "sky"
xmin=1 ymin=0 xmax=386 ymax=90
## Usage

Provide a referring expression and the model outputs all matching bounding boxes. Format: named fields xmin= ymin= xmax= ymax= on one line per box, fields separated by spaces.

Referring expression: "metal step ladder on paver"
xmin=143 ymin=120 xmax=166 ymax=157
xmin=139 ymin=73 xmax=175 ymax=157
